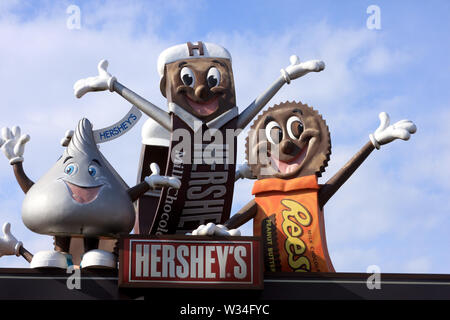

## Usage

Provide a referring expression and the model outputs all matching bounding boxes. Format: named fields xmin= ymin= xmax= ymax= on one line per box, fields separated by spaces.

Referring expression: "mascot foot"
xmin=80 ymin=249 xmax=116 ymax=269
xmin=30 ymin=250 xmax=71 ymax=269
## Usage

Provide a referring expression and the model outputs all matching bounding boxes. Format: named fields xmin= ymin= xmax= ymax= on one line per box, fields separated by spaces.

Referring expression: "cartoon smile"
xmin=171 ymin=60 xmax=232 ymax=120
xmin=246 ymin=101 xmax=331 ymax=180
xmin=63 ymin=181 xmax=103 ymax=204
xmin=271 ymin=146 xmax=308 ymax=174
xmin=185 ymin=95 xmax=219 ymax=116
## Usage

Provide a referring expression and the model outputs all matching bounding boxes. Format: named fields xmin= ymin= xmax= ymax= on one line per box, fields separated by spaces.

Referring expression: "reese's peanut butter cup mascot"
xmin=0 ymin=119 xmax=180 ymax=268
xmin=192 ymin=101 xmax=416 ymax=272
xmin=73 ymin=41 xmax=325 ymax=235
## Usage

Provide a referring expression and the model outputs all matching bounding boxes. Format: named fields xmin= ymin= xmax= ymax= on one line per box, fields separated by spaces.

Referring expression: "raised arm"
xmin=223 ymin=199 xmax=258 ymax=230
xmin=127 ymin=163 xmax=181 ymax=202
xmin=74 ymin=60 xmax=172 ymax=131
xmin=237 ymin=55 xmax=325 ymax=130
xmin=13 ymin=163 xmax=34 ymax=194
xmin=318 ymin=141 xmax=374 ymax=208
xmin=318 ymin=112 xmax=417 ymax=208
xmin=0 ymin=222 xmax=32 ymax=263
xmin=0 ymin=126 xmax=34 ymax=193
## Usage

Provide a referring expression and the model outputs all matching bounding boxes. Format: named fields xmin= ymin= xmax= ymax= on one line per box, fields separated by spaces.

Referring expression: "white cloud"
xmin=403 ymin=257 xmax=432 ymax=274
xmin=330 ymin=247 xmax=381 ymax=272
xmin=359 ymin=46 xmax=412 ymax=75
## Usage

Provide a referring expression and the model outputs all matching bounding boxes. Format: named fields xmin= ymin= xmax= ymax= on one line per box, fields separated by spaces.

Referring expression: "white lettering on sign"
xmin=205 ymin=246 xmax=216 ymax=279
xmin=234 ymin=246 xmax=247 ymax=279
xmin=129 ymin=241 xmax=253 ymax=283
xmin=190 ymin=245 xmax=203 ymax=278
xmin=176 ymin=245 xmax=189 ymax=278
xmin=135 ymin=244 xmax=149 ymax=277
xmin=151 ymin=245 xmax=161 ymax=277
xmin=216 ymin=246 xmax=229 ymax=278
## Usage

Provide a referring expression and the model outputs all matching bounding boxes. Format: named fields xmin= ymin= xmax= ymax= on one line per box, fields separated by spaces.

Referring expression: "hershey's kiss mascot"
xmin=0 ymin=119 xmax=180 ymax=268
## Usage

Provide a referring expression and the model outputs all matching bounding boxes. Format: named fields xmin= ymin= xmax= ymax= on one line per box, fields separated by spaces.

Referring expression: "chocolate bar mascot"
xmin=0 ymin=119 xmax=180 ymax=268
xmin=193 ymin=101 xmax=416 ymax=272
xmin=135 ymin=118 xmax=170 ymax=234
xmin=74 ymin=41 xmax=325 ymax=235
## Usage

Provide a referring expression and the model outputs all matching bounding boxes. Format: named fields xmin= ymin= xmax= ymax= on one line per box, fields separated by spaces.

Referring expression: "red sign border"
xmin=118 ymin=235 xmax=263 ymax=290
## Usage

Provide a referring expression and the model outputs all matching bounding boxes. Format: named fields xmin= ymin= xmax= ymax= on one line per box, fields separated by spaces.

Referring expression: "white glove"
xmin=74 ymin=59 xmax=117 ymax=98
xmin=0 ymin=126 xmax=30 ymax=165
xmin=187 ymin=222 xmax=241 ymax=236
xmin=144 ymin=163 xmax=181 ymax=189
xmin=0 ymin=222 xmax=22 ymax=257
xmin=60 ymin=130 xmax=74 ymax=147
xmin=280 ymin=55 xmax=325 ymax=84
xmin=235 ymin=162 xmax=256 ymax=180
xmin=369 ymin=112 xmax=417 ymax=149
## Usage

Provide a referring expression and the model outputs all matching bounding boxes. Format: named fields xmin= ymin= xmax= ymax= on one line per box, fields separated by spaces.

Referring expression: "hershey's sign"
xmin=119 ymin=236 xmax=262 ymax=289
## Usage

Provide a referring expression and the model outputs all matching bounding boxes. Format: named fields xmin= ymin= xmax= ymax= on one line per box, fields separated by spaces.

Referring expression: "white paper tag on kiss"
xmin=93 ymin=105 xmax=142 ymax=143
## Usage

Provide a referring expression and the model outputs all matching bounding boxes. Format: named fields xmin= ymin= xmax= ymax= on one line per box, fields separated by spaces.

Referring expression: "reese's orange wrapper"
xmin=252 ymin=175 xmax=335 ymax=272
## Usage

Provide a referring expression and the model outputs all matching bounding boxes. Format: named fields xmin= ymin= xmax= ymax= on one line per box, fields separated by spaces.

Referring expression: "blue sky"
xmin=0 ymin=0 xmax=449 ymax=273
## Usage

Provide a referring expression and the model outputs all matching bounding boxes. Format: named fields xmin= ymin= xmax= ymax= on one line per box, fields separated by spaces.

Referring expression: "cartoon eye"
xmin=180 ymin=67 xmax=195 ymax=87
xmin=64 ymin=163 xmax=78 ymax=176
xmin=88 ymin=165 xmax=98 ymax=177
xmin=206 ymin=67 xmax=220 ymax=88
xmin=265 ymin=121 xmax=283 ymax=144
xmin=287 ymin=116 xmax=304 ymax=139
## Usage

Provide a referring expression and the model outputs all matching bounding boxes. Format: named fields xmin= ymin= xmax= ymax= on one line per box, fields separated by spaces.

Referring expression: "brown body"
xmin=147 ymin=47 xmax=240 ymax=235
xmin=134 ymin=144 xmax=169 ymax=235
xmin=224 ymin=101 xmax=375 ymax=272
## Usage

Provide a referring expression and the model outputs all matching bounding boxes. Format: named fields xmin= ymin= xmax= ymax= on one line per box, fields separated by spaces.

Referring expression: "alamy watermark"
xmin=366 ymin=265 xmax=381 ymax=290
xmin=66 ymin=4 xmax=81 ymax=30
xmin=166 ymin=124 xmax=281 ymax=176
xmin=66 ymin=265 xmax=81 ymax=290
xmin=366 ymin=5 xmax=381 ymax=30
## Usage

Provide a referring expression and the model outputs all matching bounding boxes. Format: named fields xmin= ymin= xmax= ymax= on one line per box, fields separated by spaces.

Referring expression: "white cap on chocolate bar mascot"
xmin=141 ymin=117 xmax=170 ymax=147
xmin=157 ymin=41 xmax=232 ymax=78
